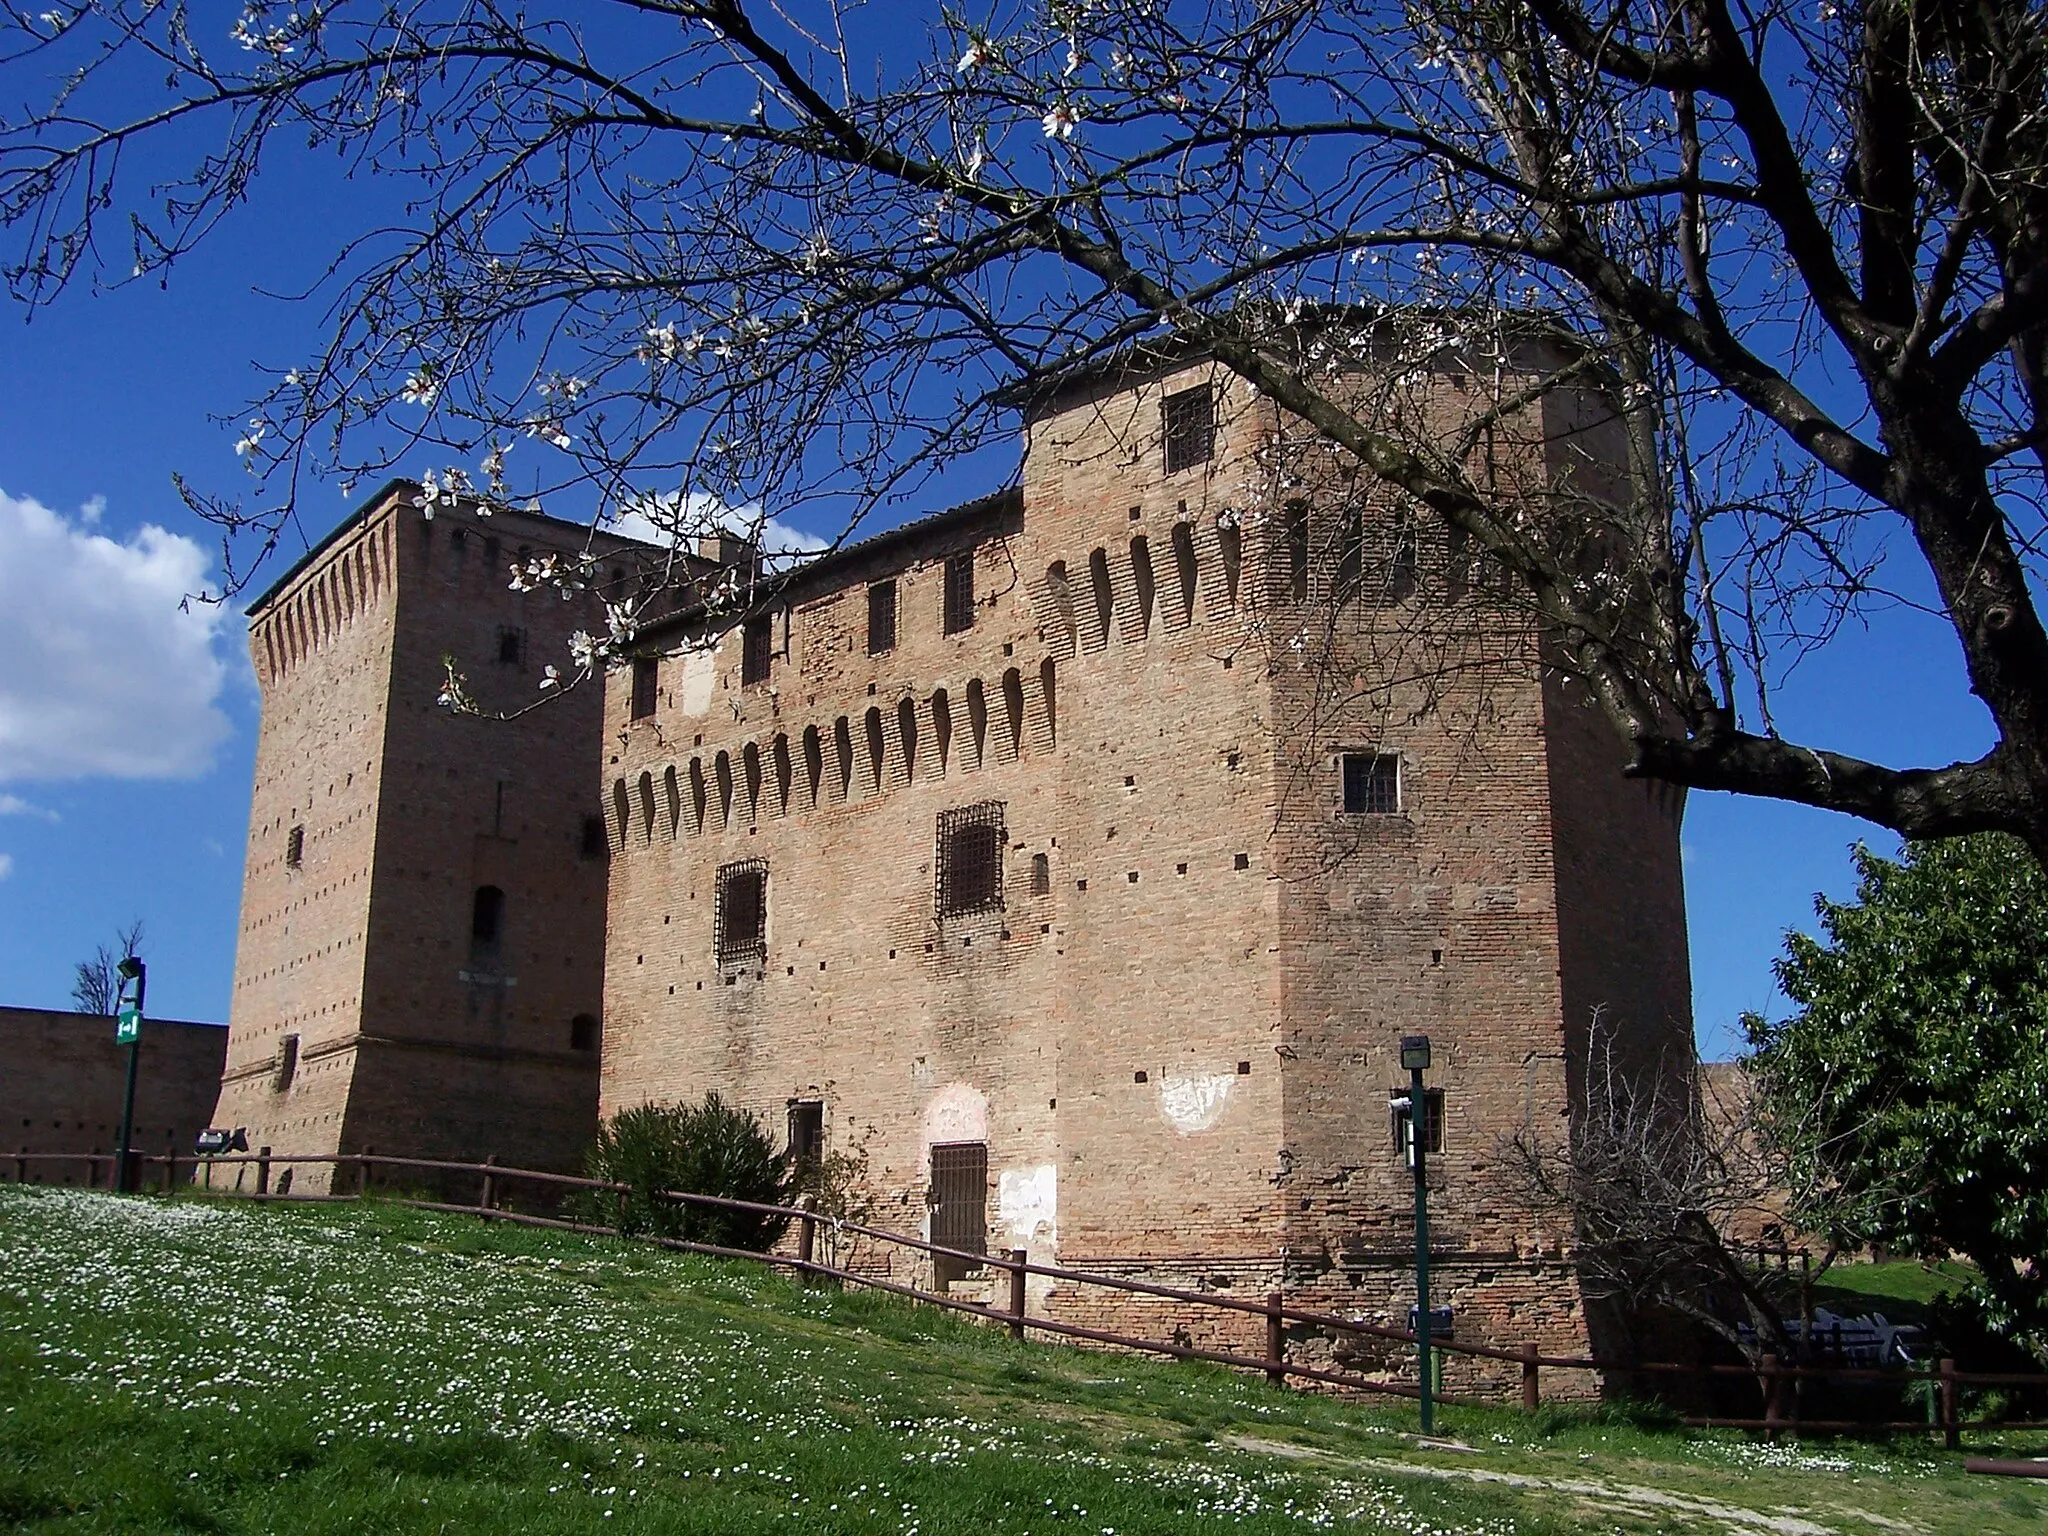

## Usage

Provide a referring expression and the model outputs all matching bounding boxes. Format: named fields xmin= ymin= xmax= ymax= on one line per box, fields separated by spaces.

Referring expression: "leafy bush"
xmin=575 ymin=1095 xmax=791 ymax=1251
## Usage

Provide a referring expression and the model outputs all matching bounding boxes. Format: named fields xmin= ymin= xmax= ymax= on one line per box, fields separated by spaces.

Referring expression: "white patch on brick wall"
xmin=997 ymin=1164 xmax=1056 ymax=1245
xmin=675 ymin=650 xmax=717 ymax=717
xmin=921 ymin=1082 xmax=987 ymax=1151
xmin=1157 ymin=1072 xmax=1235 ymax=1134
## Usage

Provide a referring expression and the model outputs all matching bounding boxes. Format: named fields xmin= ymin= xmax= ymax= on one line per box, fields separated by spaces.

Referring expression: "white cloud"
xmin=608 ymin=491 xmax=828 ymax=565
xmin=0 ymin=853 xmax=12 ymax=881
xmin=0 ymin=792 xmax=58 ymax=821
xmin=0 ymin=490 xmax=233 ymax=784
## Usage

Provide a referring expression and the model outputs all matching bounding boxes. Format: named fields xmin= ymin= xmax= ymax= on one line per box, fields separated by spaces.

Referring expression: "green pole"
xmin=114 ymin=959 xmax=146 ymax=1195
xmin=1412 ymin=1059 xmax=1433 ymax=1435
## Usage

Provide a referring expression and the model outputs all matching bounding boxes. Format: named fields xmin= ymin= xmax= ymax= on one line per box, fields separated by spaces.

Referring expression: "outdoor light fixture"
xmin=1399 ymin=1031 xmax=1436 ymax=1434
xmin=112 ymin=956 xmax=148 ymax=1194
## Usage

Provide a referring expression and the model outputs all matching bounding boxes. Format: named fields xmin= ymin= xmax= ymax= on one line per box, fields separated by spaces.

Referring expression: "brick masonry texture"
xmin=2 ymin=1006 xmax=226 ymax=1185
xmin=206 ymin=356 xmax=1690 ymax=1394
xmin=598 ymin=359 xmax=1694 ymax=1393
xmin=216 ymin=488 xmax=658 ymax=1191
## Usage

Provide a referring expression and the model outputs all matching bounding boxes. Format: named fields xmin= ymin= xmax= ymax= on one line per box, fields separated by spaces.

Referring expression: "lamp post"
xmin=1398 ymin=1033 xmax=1434 ymax=1434
xmin=113 ymin=955 xmax=146 ymax=1194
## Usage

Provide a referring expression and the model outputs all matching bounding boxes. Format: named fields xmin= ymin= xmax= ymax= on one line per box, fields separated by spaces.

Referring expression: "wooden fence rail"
xmin=8 ymin=1148 xmax=2047 ymax=1444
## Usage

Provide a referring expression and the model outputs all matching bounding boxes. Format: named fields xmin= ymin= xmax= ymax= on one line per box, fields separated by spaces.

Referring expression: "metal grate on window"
xmin=1342 ymin=752 xmax=1401 ymax=815
xmin=943 ymin=551 xmax=976 ymax=635
xmin=1162 ymin=385 xmax=1216 ymax=472
xmin=868 ymin=579 xmax=898 ymax=654
xmin=715 ymin=858 xmax=769 ymax=964
xmin=741 ymin=616 xmax=772 ymax=686
xmin=285 ymin=824 xmax=305 ymax=869
xmin=936 ymin=801 xmax=1005 ymax=918
xmin=929 ymin=1140 xmax=988 ymax=1268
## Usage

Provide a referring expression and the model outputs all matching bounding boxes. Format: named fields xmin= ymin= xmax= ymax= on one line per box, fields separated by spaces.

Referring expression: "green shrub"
xmin=575 ymin=1095 xmax=792 ymax=1251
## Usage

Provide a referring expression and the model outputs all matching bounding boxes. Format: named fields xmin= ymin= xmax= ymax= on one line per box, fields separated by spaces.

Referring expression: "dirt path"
xmin=1223 ymin=1433 xmax=1927 ymax=1536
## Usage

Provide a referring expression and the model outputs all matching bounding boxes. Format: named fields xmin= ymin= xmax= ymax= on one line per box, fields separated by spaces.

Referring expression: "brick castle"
xmin=219 ymin=346 xmax=1692 ymax=1383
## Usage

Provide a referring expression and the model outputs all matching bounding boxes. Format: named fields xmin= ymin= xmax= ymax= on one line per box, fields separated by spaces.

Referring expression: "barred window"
xmin=285 ymin=823 xmax=305 ymax=869
xmin=715 ymin=859 xmax=769 ymax=964
xmin=868 ymin=579 xmax=898 ymax=654
xmin=1162 ymin=385 xmax=1216 ymax=472
xmin=742 ymin=616 xmax=772 ymax=687
xmin=1342 ymin=753 xmax=1401 ymax=815
xmin=936 ymin=801 xmax=1006 ymax=918
xmin=630 ymin=656 xmax=658 ymax=719
xmin=943 ymin=551 xmax=976 ymax=635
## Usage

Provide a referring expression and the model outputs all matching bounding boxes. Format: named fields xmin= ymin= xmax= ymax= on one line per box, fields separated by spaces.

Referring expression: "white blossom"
xmin=956 ymin=38 xmax=989 ymax=74
xmin=233 ymin=418 xmax=268 ymax=457
xmin=1041 ymin=103 xmax=1080 ymax=140
xmin=399 ymin=370 xmax=438 ymax=408
xmin=538 ymin=664 xmax=562 ymax=691
xmin=567 ymin=631 xmax=602 ymax=671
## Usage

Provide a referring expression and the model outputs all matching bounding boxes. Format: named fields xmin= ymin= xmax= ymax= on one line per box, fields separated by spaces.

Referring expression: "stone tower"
xmin=215 ymin=481 xmax=688 ymax=1184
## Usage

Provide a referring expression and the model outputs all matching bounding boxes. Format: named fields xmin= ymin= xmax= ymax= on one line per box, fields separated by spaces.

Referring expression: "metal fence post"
xmin=1265 ymin=1292 xmax=1287 ymax=1388
xmin=1521 ymin=1341 xmax=1541 ymax=1413
xmin=1941 ymin=1358 xmax=1960 ymax=1450
xmin=1007 ymin=1248 xmax=1028 ymax=1341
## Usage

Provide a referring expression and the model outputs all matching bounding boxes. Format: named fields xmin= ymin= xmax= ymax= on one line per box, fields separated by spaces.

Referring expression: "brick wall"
xmin=599 ymin=356 xmax=1692 ymax=1392
xmin=218 ymin=487 xmax=653 ymax=1189
xmin=1 ymin=1006 xmax=226 ymax=1184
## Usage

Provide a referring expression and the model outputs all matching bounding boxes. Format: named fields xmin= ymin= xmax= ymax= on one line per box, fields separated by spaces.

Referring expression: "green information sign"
xmin=115 ymin=1005 xmax=140 ymax=1045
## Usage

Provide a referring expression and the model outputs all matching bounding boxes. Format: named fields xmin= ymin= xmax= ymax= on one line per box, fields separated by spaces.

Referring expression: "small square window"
xmin=1342 ymin=752 xmax=1401 ymax=815
xmin=1163 ymin=385 xmax=1216 ymax=473
xmin=285 ymin=824 xmax=305 ymax=869
xmin=943 ymin=552 xmax=976 ymax=635
xmin=867 ymin=580 xmax=898 ymax=654
xmin=936 ymin=801 xmax=1005 ymax=918
xmin=497 ymin=626 xmax=526 ymax=666
xmin=715 ymin=859 xmax=768 ymax=965
xmin=741 ymin=616 xmax=772 ymax=687
xmin=630 ymin=656 xmax=658 ymax=720
xmin=1392 ymin=1087 xmax=1445 ymax=1166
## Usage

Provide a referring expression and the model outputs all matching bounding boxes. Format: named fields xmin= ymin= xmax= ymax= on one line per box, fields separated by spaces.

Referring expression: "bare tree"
xmin=70 ymin=919 xmax=145 ymax=1016
xmin=5 ymin=3 xmax=2048 ymax=854
xmin=1501 ymin=1021 xmax=1836 ymax=1369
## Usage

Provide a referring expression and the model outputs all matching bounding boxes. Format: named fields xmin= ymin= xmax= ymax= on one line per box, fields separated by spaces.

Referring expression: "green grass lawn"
xmin=2 ymin=1186 xmax=2044 ymax=1534
xmin=1812 ymin=1259 xmax=1980 ymax=1327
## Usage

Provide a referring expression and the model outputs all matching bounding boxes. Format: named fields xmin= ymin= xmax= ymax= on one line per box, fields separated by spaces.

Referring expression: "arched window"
xmin=637 ymin=771 xmax=656 ymax=844
xmin=772 ymin=733 xmax=793 ymax=816
xmin=1001 ymin=668 xmax=1026 ymax=760
xmin=864 ymin=707 xmax=886 ymax=794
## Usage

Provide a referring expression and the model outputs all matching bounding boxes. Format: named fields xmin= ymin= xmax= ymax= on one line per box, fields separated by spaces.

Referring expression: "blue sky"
xmin=0 ymin=41 xmax=1998 ymax=1053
